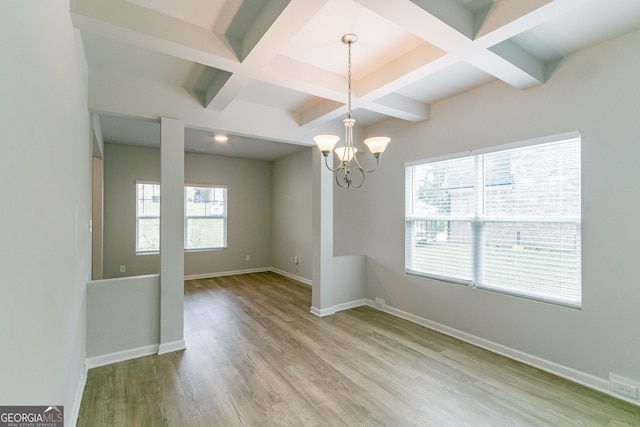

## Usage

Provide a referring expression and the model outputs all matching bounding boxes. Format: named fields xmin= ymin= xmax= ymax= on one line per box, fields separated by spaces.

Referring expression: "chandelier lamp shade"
xmin=313 ymin=34 xmax=390 ymax=189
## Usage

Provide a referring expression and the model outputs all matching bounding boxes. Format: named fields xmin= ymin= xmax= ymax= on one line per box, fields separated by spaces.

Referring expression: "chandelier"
xmin=313 ymin=34 xmax=390 ymax=189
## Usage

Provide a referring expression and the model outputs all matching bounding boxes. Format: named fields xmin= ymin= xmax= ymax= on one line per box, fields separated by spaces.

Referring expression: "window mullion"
xmin=472 ymin=155 xmax=484 ymax=287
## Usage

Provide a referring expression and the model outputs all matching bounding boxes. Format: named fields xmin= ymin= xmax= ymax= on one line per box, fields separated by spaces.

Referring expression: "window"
xmin=405 ymin=133 xmax=581 ymax=308
xmin=184 ymin=185 xmax=227 ymax=250
xmin=135 ymin=183 xmax=227 ymax=253
xmin=136 ymin=181 xmax=160 ymax=253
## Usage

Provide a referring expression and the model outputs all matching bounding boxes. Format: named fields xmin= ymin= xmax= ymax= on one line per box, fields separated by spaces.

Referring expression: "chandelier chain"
xmin=347 ymin=41 xmax=352 ymax=119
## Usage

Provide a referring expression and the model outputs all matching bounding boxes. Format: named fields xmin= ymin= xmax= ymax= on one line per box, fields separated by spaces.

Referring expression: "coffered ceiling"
xmin=71 ymin=0 xmax=640 ymax=160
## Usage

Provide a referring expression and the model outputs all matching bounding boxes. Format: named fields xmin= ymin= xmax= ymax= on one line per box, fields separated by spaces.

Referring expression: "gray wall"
xmin=184 ymin=151 xmax=272 ymax=276
xmin=103 ymin=144 xmax=160 ymax=277
xmin=87 ymin=275 xmax=160 ymax=358
xmin=338 ymin=29 xmax=640 ymax=386
xmin=0 ymin=0 xmax=91 ymax=420
xmin=271 ymin=148 xmax=313 ymax=280
xmin=103 ymin=143 xmax=273 ymax=278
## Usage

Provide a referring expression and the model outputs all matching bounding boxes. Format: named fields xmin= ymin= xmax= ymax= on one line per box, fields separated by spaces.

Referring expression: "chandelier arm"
xmin=351 ymin=168 xmax=366 ymax=189
xmin=336 ymin=169 xmax=345 ymax=188
xmin=351 ymin=153 xmax=380 ymax=174
xmin=324 ymin=155 xmax=346 ymax=173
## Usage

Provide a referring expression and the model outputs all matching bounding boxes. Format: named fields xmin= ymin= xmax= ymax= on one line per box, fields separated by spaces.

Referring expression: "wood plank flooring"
xmin=77 ymin=272 xmax=640 ymax=426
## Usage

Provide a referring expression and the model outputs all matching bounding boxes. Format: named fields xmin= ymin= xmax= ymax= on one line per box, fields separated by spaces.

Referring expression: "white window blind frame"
xmin=184 ymin=185 xmax=227 ymax=250
xmin=404 ymin=131 xmax=581 ymax=169
xmin=405 ymin=134 xmax=581 ymax=308
xmin=135 ymin=181 xmax=160 ymax=254
xmin=405 ymin=155 xmax=475 ymax=284
xmin=477 ymin=138 xmax=581 ymax=308
xmin=470 ymin=131 xmax=581 ymax=156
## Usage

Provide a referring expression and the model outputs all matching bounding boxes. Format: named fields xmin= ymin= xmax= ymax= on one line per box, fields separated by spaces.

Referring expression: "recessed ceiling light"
xmin=214 ymin=134 xmax=228 ymax=142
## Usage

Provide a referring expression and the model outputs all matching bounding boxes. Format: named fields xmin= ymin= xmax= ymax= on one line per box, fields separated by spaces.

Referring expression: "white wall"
xmin=0 ymin=0 xmax=91 ymax=423
xmin=102 ymin=143 xmax=273 ymax=278
xmin=271 ymin=148 xmax=313 ymax=280
xmin=340 ymin=29 xmax=640 ymax=389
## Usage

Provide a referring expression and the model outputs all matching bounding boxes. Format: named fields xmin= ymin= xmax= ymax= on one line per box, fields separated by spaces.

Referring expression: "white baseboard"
xmin=69 ymin=363 xmax=88 ymax=427
xmin=86 ymin=344 xmax=159 ymax=369
xmin=361 ymin=299 xmax=638 ymax=406
xmin=158 ymin=339 xmax=186 ymax=355
xmin=310 ymin=306 xmax=336 ymax=317
xmin=270 ymin=268 xmax=312 ymax=286
xmin=310 ymin=300 xmax=367 ymax=317
xmin=184 ymin=268 xmax=270 ymax=281
xmin=185 ymin=267 xmax=312 ymax=286
xmin=333 ymin=298 xmax=368 ymax=312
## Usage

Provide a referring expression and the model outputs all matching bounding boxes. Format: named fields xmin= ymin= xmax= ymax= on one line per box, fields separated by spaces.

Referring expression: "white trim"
xmin=158 ymin=340 xmax=186 ymax=355
xmin=185 ymin=267 xmax=313 ymax=285
xmin=361 ymin=299 xmax=638 ymax=407
xmin=404 ymin=149 xmax=473 ymax=167
xmin=310 ymin=306 xmax=335 ymax=317
xmin=405 ymin=130 xmax=580 ymax=167
xmin=470 ymin=130 xmax=580 ymax=156
xmin=184 ymin=267 xmax=270 ymax=281
xmin=333 ymin=298 xmax=367 ymax=312
xmin=88 ymin=273 xmax=159 ymax=285
xmin=86 ymin=344 xmax=159 ymax=369
xmin=69 ymin=363 xmax=88 ymax=427
xmin=184 ymin=182 xmax=228 ymax=189
xmin=270 ymin=268 xmax=312 ymax=285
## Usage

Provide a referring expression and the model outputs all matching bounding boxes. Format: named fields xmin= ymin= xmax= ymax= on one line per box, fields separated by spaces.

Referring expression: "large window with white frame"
xmin=405 ymin=132 xmax=581 ymax=308
xmin=184 ymin=185 xmax=227 ymax=250
xmin=136 ymin=181 xmax=161 ymax=254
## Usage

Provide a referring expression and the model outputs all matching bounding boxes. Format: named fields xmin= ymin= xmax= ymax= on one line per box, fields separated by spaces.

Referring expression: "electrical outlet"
xmin=610 ymin=374 xmax=639 ymax=399
xmin=245 ymin=255 xmax=251 ymax=262
xmin=119 ymin=265 xmax=126 ymax=273
xmin=374 ymin=297 xmax=385 ymax=308
xmin=294 ymin=256 xmax=299 ymax=264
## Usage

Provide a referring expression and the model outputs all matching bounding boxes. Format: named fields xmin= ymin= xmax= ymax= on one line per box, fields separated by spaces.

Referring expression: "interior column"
xmin=159 ymin=117 xmax=186 ymax=353
xmin=311 ymin=147 xmax=334 ymax=316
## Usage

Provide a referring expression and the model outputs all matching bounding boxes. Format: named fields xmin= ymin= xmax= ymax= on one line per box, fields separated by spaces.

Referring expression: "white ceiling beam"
xmin=355 ymin=0 xmax=584 ymax=91
xmin=262 ymin=56 xmax=345 ymax=101
xmin=366 ymin=94 xmax=430 ymax=122
xmin=407 ymin=0 xmax=476 ymax=39
xmin=357 ymin=43 xmax=449 ymax=99
xmin=88 ymin=69 xmax=330 ymax=145
xmin=204 ymin=71 xmax=234 ymax=109
xmin=70 ymin=0 xmax=239 ymax=72
xmin=299 ymin=99 xmax=345 ymax=128
xmin=205 ymin=0 xmax=329 ymax=111
xmin=466 ymin=0 xmax=591 ymax=87
xmin=300 ymin=44 xmax=452 ymax=125
xmin=475 ymin=0 xmax=552 ymax=41
xmin=355 ymin=0 xmax=473 ymax=49
xmin=486 ymin=40 xmax=545 ymax=86
xmin=295 ymin=42 xmax=448 ymax=126
xmin=474 ymin=0 xmax=588 ymax=45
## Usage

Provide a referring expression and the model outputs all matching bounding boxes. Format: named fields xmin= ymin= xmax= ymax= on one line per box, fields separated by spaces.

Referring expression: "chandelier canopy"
xmin=313 ymin=34 xmax=390 ymax=189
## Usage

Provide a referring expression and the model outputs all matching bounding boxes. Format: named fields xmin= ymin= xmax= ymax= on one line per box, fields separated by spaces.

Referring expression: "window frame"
xmin=184 ymin=184 xmax=228 ymax=251
xmin=405 ymin=131 xmax=582 ymax=308
xmin=135 ymin=180 xmax=161 ymax=255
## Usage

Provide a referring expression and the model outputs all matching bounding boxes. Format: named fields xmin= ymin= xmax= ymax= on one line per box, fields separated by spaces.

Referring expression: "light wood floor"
xmin=77 ymin=272 xmax=640 ymax=426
